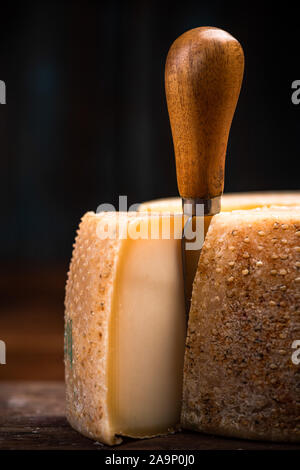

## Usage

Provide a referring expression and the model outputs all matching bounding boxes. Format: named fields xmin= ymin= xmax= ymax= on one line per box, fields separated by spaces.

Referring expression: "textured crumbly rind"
xmin=182 ymin=207 xmax=300 ymax=442
xmin=65 ymin=212 xmax=124 ymax=445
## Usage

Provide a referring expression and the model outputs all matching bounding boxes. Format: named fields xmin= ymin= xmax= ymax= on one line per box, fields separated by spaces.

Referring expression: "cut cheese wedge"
xmin=66 ymin=193 xmax=300 ymax=445
xmin=182 ymin=206 xmax=300 ymax=442
xmin=65 ymin=212 xmax=186 ymax=445
xmin=138 ymin=191 xmax=300 ymax=213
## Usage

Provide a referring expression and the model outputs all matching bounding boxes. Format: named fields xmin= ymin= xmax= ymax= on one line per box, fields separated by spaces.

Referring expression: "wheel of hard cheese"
xmin=182 ymin=206 xmax=300 ymax=442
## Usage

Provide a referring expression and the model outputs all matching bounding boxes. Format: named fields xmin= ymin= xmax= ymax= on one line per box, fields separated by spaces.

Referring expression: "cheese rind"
xmin=65 ymin=212 xmax=121 ymax=445
xmin=65 ymin=212 xmax=186 ymax=445
xmin=182 ymin=207 xmax=300 ymax=442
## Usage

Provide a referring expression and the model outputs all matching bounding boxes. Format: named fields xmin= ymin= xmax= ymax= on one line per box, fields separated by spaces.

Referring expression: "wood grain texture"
xmin=165 ymin=27 xmax=244 ymax=199
xmin=0 ymin=382 xmax=299 ymax=450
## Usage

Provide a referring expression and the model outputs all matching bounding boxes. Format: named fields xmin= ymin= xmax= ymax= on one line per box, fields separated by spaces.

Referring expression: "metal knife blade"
xmin=182 ymin=197 xmax=221 ymax=318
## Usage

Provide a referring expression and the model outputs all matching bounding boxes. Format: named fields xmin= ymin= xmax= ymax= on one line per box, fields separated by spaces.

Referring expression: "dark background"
xmin=0 ymin=0 xmax=300 ymax=380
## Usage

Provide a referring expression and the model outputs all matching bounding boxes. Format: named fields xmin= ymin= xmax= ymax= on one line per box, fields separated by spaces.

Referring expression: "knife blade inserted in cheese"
xmin=165 ymin=27 xmax=244 ymax=317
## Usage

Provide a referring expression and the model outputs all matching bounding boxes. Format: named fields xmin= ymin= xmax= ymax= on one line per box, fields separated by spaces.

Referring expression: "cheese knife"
xmin=165 ymin=27 xmax=244 ymax=316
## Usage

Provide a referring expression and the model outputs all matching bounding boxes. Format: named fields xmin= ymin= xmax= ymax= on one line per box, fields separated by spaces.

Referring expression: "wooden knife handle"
xmin=165 ymin=27 xmax=244 ymax=199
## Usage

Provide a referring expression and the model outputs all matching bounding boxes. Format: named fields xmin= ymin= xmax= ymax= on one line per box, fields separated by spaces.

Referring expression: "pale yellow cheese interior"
xmin=109 ymin=215 xmax=186 ymax=439
xmin=138 ymin=191 xmax=300 ymax=213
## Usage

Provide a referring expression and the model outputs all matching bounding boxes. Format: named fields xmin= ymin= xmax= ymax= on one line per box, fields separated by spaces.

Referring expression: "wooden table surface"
xmin=0 ymin=382 xmax=299 ymax=451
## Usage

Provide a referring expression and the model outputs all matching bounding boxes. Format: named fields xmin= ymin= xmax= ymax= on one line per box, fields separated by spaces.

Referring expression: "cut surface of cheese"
xmin=138 ymin=191 xmax=300 ymax=213
xmin=66 ymin=193 xmax=300 ymax=445
xmin=65 ymin=212 xmax=186 ymax=445
xmin=182 ymin=207 xmax=300 ymax=442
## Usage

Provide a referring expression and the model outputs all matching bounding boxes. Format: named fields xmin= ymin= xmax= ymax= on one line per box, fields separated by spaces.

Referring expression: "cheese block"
xmin=138 ymin=191 xmax=300 ymax=213
xmin=65 ymin=212 xmax=186 ymax=445
xmin=182 ymin=207 xmax=300 ymax=442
